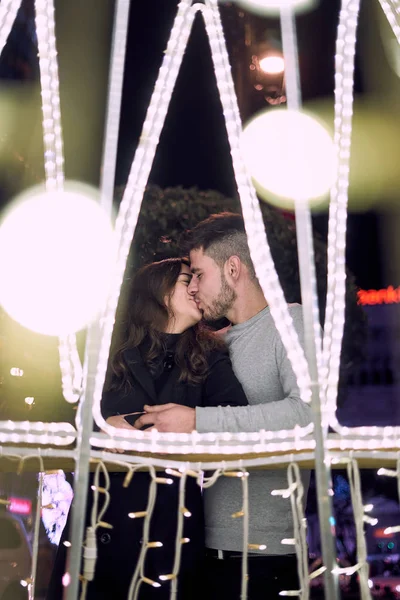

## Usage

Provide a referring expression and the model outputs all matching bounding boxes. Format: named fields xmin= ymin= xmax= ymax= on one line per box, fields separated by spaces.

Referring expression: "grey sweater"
xmin=196 ymin=304 xmax=312 ymax=554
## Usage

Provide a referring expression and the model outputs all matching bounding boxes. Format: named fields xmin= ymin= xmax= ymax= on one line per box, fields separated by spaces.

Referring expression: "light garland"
xmin=378 ymin=0 xmax=400 ymax=45
xmin=323 ymin=0 xmax=360 ymax=428
xmin=35 ymin=0 xmax=84 ymax=405
xmin=277 ymin=463 xmax=308 ymax=598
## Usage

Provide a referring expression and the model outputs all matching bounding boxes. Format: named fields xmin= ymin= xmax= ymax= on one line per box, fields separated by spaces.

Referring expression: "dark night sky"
xmin=0 ymin=0 xmax=385 ymax=290
xmin=114 ymin=0 xmax=383 ymax=290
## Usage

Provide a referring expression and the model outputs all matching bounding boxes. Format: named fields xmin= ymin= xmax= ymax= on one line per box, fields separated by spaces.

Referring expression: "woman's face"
xmin=166 ymin=264 xmax=202 ymax=332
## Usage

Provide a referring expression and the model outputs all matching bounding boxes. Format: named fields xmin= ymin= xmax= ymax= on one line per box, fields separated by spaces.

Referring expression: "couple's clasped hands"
xmin=105 ymin=403 xmax=196 ymax=434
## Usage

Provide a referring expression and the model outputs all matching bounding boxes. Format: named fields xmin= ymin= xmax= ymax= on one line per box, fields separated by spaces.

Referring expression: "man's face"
xmin=188 ymin=248 xmax=236 ymax=321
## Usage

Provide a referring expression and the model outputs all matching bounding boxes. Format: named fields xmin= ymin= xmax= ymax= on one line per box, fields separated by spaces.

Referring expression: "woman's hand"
xmin=103 ymin=415 xmax=136 ymax=453
xmin=105 ymin=415 xmax=136 ymax=430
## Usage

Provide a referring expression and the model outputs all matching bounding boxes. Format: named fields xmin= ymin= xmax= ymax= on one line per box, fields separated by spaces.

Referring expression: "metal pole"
xmin=64 ymin=1 xmax=131 ymax=598
xmin=279 ymin=7 xmax=340 ymax=600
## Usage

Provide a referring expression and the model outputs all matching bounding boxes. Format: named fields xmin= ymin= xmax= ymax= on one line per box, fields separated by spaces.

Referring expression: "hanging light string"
xmin=58 ymin=334 xmax=83 ymax=404
xmin=0 ymin=0 xmax=22 ymax=56
xmin=78 ymin=461 xmax=111 ymax=600
xmin=4 ymin=454 xmax=45 ymax=600
xmin=239 ymin=468 xmax=250 ymax=600
xmin=168 ymin=471 xmax=189 ymax=598
xmin=99 ymin=0 xmax=131 ymax=216
xmin=279 ymin=462 xmax=309 ymax=599
xmin=128 ymin=465 xmax=162 ymax=599
xmin=327 ymin=459 xmax=371 ymax=600
xmin=377 ymin=455 xmax=400 ymax=535
xmin=34 ymin=0 xmax=84 ymax=407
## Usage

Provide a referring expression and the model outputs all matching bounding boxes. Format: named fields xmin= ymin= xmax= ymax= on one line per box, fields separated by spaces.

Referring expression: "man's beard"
xmin=202 ymin=275 xmax=236 ymax=322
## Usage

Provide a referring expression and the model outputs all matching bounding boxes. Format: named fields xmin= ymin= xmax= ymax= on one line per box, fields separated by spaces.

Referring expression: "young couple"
xmin=48 ymin=212 xmax=311 ymax=599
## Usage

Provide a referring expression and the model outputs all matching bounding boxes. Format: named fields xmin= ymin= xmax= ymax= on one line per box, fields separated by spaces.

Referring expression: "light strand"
xmin=240 ymin=467 xmax=250 ymax=600
xmin=35 ymin=0 xmax=84 ymax=407
xmin=378 ymin=0 xmax=400 ymax=45
xmin=324 ymin=0 xmax=361 ymax=428
xmin=128 ymin=465 xmax=160 ymax=600
xmin=280 ymin=463 xmax=309 ymax=598
xmin=169 ymin=470 xmax=189 ymax=598
xmin=345 ymin=459 xmax=371 ymax=600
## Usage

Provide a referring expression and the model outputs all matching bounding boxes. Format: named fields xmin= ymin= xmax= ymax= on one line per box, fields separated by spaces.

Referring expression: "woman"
xmin=48 ymin=258 xmax=247 ymax=600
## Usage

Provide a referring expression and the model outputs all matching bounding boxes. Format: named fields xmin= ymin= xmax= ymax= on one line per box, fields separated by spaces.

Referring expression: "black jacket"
xmin=101 ymin=346 xmax=248 ymax=420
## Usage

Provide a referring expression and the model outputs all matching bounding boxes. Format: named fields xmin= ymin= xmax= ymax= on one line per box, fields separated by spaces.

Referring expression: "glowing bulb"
xmin=241 ymin=109 xmax=337 ymax=209
xmin=259 ymin=55 xmax=285 ymax=74
xmin=24 ymin=397 xmax=35 ymax=406
xmin=10 ymin=368 xmax=24 ymax=377
xmin=368 ymin=579 xmax=373 ymax=589
xmin=0 ymin=183 xmax=115 ymax=335
xmin=236 ymin=0 xmax=318 ymax=16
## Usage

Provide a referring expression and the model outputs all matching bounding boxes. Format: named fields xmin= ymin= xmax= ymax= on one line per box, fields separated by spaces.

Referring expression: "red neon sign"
xmin=7 ymin=497 xmax=32 ymax=515
xmin=357 ymin=286 xmax=400 ymax=306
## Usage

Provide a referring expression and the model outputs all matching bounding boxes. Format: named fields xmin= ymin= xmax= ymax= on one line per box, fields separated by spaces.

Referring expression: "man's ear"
xmin=224 ymin=256 xmax=241 ymax=283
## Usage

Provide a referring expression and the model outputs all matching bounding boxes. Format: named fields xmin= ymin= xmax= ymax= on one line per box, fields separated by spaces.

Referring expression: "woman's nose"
xmin=188 ymin=278 xmax=197 ymax=295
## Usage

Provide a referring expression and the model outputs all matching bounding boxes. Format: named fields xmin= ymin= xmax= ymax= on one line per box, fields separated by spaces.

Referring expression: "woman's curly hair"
xmin=110 ymin=257 xmax=224 ymax=392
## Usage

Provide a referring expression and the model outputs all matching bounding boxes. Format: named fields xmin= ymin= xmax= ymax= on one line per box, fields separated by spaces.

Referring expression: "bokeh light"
xmin=236 ymin=0 xmax=318 ymax=16
xmin=241 ymin=109 xmax=337 ymax=209
xmin=259 ymin=55 xmax=285 ymax=74
xmin=0 ymin=184 xmax=115 ymax=336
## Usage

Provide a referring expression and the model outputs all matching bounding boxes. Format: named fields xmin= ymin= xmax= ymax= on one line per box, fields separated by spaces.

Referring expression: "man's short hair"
xmin=183 ymin=212 xmax=257 ymax=280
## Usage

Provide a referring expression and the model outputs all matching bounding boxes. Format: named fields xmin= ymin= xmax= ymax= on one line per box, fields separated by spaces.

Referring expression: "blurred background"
xmin=0 ymin=0 xmax=400 ymax=598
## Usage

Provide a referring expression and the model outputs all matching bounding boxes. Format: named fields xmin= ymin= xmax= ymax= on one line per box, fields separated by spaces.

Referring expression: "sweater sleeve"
xmin=195 ymin=306 xmax=313 ymax=433
xmin=202 ymin=351 xmax=248 ymax=408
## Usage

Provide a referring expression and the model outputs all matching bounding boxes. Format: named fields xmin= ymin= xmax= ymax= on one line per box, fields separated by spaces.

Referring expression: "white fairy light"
xmin=35 ymin=0 xmax=64 ymax=192
xmin=378 ymin=0 xmax=400 ymax=45
xmin=323 ymin=0 xmax=361 ymax=431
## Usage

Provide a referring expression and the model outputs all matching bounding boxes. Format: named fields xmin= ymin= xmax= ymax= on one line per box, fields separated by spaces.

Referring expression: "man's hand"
xmin=105 ymin=415 xmax=136 ymax=430
xmin=134 ymin=404 xmax=196 ymax=433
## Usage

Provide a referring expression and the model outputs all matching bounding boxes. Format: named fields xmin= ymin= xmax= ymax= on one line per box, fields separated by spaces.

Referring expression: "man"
xmin=135 ymin=212 xmax=312 ymax=599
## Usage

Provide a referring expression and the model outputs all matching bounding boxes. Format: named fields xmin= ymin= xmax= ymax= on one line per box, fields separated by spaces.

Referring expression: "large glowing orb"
xmin=0 ymin=184 xmax=115 ymax=335
xmin=236 ymin=0 xmax=318 ymax=16
xmin=241 ymin=109 xmax=337 ymax=209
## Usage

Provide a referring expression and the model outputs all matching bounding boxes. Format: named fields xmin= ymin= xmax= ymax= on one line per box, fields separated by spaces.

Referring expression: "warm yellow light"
xmin=237 ymin=0 xmax=317 ymax=16
xmin=259 ymin=56 xmax=285 ymax=74
xmin=0 ymin=184 xmax=115 ymax=336
xmin=241 ymin=109 xmax=336 ymax=209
